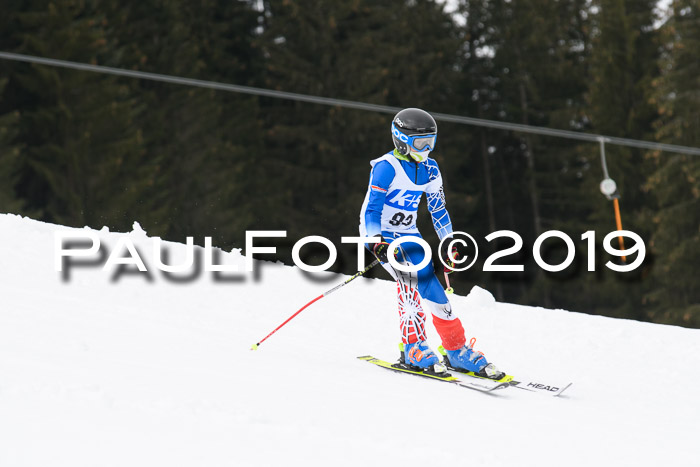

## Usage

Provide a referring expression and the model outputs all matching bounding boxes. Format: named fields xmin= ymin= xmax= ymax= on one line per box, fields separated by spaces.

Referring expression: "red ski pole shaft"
xmin=251 ymin=259 xmax=380 ymax=350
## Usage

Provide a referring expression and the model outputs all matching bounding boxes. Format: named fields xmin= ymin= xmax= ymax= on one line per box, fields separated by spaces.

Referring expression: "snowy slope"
xmin=1 ymin=213 xmax=699 ymax=467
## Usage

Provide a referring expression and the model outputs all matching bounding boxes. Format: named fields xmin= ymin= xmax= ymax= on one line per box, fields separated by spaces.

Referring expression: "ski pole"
xmin=443 ymin=270 xmax=454 ymax=294
xmin=251 ymin=259 xmax=380 ymax=350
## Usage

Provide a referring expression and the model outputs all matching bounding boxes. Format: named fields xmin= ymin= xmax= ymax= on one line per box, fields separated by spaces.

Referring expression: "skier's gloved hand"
xmin=444 ymin=245 xmax=459 ymax=274
xmin=372 ymin=236 xmax=392 ymax=263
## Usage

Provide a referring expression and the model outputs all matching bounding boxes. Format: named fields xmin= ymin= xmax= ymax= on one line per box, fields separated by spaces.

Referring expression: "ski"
xmin=436 ymin=347 xmax=572 ymax=397
xmin=357 ymin=356 xmax=510 ymax=393
xmin=443 ymin=365 xmax=572 ymax=397
xmin=508 ymin=379 xmax=572 ymax=396
xmin=439 ymin=363 xmax=514 ymax=384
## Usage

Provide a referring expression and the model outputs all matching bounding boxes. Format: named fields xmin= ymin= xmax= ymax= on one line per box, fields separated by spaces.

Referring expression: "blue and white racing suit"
xmin=360 ymin=151 xmax=465 ymax=346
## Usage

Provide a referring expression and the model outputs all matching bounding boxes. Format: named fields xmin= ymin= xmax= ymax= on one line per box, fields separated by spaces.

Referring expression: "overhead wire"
xmin=1 ymin=51 xmax=699 ymax=156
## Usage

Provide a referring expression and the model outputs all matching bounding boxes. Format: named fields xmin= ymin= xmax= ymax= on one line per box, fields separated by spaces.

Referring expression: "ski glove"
xmin=444 ymin=245 xmax=459 ymax=274
xmin=372 ymin=236 xmax=392 ymax=263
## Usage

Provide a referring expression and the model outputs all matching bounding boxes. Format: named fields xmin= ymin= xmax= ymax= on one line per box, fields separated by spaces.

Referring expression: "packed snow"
xmin=1 ymin=213 xmax=698 ymax=467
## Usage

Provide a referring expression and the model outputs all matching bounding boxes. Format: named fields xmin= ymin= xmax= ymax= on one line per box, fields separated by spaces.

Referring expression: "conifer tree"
xmin=583 ymin=0 xmax=660 ymax=320
xmin=100 ymin=0 xmax=264 ymax=247
xmin=258 ymin=0 xmax=462 ymax=267
xmin=5 ymin=1 xmax=147 ymax=230
xmin=0 ymin=2 xmax=25 ymax=215
xmin=647 ymin=0 xmax=700 ymax=326
xmin=0 ymin=79 xmax=24 ymax=214
xmin=461 ymin=0 xmax=592 ymax=307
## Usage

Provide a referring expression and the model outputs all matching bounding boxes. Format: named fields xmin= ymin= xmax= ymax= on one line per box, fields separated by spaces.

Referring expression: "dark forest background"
xmin=0 ymin=0 xmax=698 ymax=327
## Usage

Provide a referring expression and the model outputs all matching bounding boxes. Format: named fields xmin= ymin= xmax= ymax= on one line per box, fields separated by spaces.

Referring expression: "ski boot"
xmin=398 ymin=341 xmax=447 ymax=375
xmin=439 ymin=338 xmax=506 ymax=380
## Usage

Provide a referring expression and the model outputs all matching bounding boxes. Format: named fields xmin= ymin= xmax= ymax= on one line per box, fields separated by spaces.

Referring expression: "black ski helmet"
xmin=391 ymin=108 xmax=438 ymax=157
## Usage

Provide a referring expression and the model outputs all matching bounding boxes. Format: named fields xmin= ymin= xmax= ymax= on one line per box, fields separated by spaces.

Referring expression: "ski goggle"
xmin=410 ymin=134 xmax=437 ymax=151
xmin=392 ymin=123 xmax=437 ymax=152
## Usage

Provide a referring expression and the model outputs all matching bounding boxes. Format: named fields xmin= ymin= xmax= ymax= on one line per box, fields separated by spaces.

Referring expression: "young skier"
xmin=359 ymin=108 xmax=503 ymax=378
